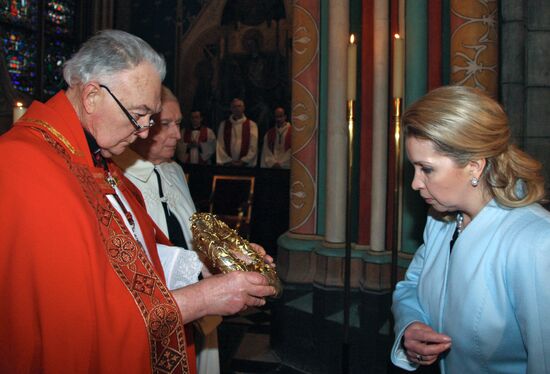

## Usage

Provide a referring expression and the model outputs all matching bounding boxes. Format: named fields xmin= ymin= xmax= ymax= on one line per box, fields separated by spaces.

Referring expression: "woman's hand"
xmin=403 ymin=322 xmax=452 ymax=366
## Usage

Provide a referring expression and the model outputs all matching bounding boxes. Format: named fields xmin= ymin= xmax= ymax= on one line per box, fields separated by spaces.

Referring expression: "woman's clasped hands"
xmin=403 ymin=322 xmax=452 ymax=366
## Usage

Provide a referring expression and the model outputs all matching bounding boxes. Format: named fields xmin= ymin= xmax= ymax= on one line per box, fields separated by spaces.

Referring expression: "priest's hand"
xmin=249 ymin=243 xmax=275 ymax=268
xmin=172 ymin=271 xmax=276 ymax=324
xmin=402 ymin=322 xmax=452 ymax=366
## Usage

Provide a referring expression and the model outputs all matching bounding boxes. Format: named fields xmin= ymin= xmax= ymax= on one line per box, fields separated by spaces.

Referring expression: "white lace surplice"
xmin=157 ymin=244 xmax=203 ymax=290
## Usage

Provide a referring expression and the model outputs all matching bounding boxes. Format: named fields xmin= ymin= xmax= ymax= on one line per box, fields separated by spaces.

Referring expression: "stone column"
xmin=401 ymin=0 xmax=428 ymax=254
xmin=357 ymin=0 xmax=374 ymax=247
xmin=369 ymin=0 xmax=389 ymax=252
xmin=323 ymin=1 xmax=349 ymax=244
xmin=500 ymin=0 xmax=525 ymax=141
xmin=450 ymin=0 xmax=499 ymax=96
xmin=289 ymin=0 xmax=321 ymax=236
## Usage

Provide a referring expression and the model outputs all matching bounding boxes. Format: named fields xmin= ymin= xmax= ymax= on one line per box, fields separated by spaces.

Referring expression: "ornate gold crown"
xmin=190 ymin=212 xmax=282 ymax=297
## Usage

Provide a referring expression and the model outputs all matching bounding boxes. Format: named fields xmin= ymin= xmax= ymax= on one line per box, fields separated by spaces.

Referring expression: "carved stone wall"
xmin=501 ymin=0 xmax=550 ymax=185
xmin=176 ymin=0 xmax=292 ymax=138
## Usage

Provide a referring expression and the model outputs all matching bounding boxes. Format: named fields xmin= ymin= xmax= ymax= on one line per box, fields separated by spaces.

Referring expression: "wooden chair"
xmin=209 ymin=175 xmax=255 ymax=239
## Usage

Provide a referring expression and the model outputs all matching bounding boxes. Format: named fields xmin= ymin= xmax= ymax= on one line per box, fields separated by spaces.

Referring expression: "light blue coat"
xmin=391 ymin=200 xmax=550 ymax=373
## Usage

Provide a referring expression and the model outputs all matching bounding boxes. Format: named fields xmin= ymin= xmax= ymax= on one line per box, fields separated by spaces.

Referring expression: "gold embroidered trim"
xmin=25 ymin=118 xmax=79 ymax=155
xmin=38 ymin=130 xmax=189 ymax=374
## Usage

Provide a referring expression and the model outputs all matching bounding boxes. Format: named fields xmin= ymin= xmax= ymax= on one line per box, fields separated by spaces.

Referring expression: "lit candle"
xmin=13 ymin=101 xmax=27 ymax=123
xmin=347 ymin=34 xmax=357 ymax=101
xmin=393 ymin=34 xmax=404 ymax=98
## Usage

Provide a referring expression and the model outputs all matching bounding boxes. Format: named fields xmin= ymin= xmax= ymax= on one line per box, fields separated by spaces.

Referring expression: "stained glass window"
xmin=46 ymin=0 xmax=75 ymax=35
xmin=0 ymin=28 xmax=37 ymax=94
xmin=0 ymin=0 xmax=38 ymax=27
xmin=1 ymin=0 xmax=78 ymax=99
xmin=44 ymin=38 xmax=72 ymax=96
xmin=43 ymin=1 xmax=77 ymax=95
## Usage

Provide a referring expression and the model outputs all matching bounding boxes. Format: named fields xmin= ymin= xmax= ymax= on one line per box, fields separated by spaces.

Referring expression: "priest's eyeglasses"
xmin=99 ymin=84 xmax=155 ymax=134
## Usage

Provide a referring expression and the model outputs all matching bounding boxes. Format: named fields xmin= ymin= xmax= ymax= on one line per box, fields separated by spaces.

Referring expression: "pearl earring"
xmin=471 ymin=177 xmax=479 ymax=187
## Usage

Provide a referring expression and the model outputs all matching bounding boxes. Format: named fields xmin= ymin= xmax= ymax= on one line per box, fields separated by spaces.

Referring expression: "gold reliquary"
xmin=190 ymin=212 xmax=282 ymax=297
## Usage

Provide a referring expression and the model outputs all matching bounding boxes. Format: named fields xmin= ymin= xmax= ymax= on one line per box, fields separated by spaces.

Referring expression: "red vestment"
xmin=183 ymin=127 xmax=209 ymax=164
xmin=266 ymin=125 xmax=291 ymax=152
xmin=0 ymin=92 xmax=196 ymax=374
xmin=223 ymin=118 xmax=250 ymax=159
xmin=183 ymin=126 xmax=208 ymax=144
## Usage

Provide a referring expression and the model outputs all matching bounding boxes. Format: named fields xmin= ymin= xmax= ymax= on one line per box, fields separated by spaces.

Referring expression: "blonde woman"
xmin=391 ymin=85 xmax=550 ymax=373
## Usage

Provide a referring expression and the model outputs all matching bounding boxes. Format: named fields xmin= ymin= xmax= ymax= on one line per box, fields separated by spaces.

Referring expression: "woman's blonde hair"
xmin=403 ymin=85 xmax=544 ymax=207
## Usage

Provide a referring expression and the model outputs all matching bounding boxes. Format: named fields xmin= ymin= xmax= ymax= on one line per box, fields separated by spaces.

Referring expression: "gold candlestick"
xmin=391 ymin=97 xmax=403 ymax=290
xmin=345 ymin=99 xmax=355 ymax=263
xmin=342 ymin=98 xmax=355 ymax=374
xmin=346 ymin=100 xmax=355 ymax=255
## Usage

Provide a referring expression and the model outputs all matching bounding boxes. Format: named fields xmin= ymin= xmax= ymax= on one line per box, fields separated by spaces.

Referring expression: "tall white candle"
xmin=347 ymin=34 xmax=357 ymax=101
xmin=393 ymin=34 xmax=404 ymax=98
xmin=13 ymin=102 xmax=27 ymax=123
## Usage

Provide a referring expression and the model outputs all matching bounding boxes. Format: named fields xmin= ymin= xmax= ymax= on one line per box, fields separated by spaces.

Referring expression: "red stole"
xmin=183 ymin=127 xmax=208 ymax=164
xmin=224 ymin=118 xmax=250 ymax=159
xmin=183 ymin=126 xmax=208 ymax=143
xmin=119 ymin=167 xmax=198 ymax=369
xmin=183 ymin=126 xmax=208 ymax=164
xmin=267 ymin=125 xmax=291 ymax=153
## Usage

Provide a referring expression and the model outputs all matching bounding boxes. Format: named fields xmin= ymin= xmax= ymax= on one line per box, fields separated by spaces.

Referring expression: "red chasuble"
xmin=0 ymin=91 xmax=195 ymax=374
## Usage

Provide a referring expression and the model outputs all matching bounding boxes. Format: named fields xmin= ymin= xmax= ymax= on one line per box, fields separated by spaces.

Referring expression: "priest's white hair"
xmin=63 ymin=29 xmax=166 ymax=87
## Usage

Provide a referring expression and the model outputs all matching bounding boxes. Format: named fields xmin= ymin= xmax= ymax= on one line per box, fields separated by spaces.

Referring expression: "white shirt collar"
xmin=112 ymin=148 xmax=155 ymax=183
xmin=229 ymin=115 xmax=248 ymax=125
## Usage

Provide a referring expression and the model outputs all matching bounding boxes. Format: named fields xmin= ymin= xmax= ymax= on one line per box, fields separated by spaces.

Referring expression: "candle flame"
xmin=394 ymin=33 xmax=401 ymax=39
xmin=350 ymin=34 xmax=355 ymax=44
xmin=15 ymin=101 xmax=24 ymax=108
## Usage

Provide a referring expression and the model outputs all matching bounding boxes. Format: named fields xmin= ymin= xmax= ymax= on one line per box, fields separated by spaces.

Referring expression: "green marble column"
xmin=402 ymin=0 xmax=429 ymax=254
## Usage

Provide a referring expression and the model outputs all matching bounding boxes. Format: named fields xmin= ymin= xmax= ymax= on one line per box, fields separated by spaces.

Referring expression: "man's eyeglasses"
xmin=99 ymin=84 xmax=154 ymax=134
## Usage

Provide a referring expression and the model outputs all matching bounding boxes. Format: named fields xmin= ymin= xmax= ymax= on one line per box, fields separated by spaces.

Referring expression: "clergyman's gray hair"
xmin=63 ymin=29 xmax=166 ymax=87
